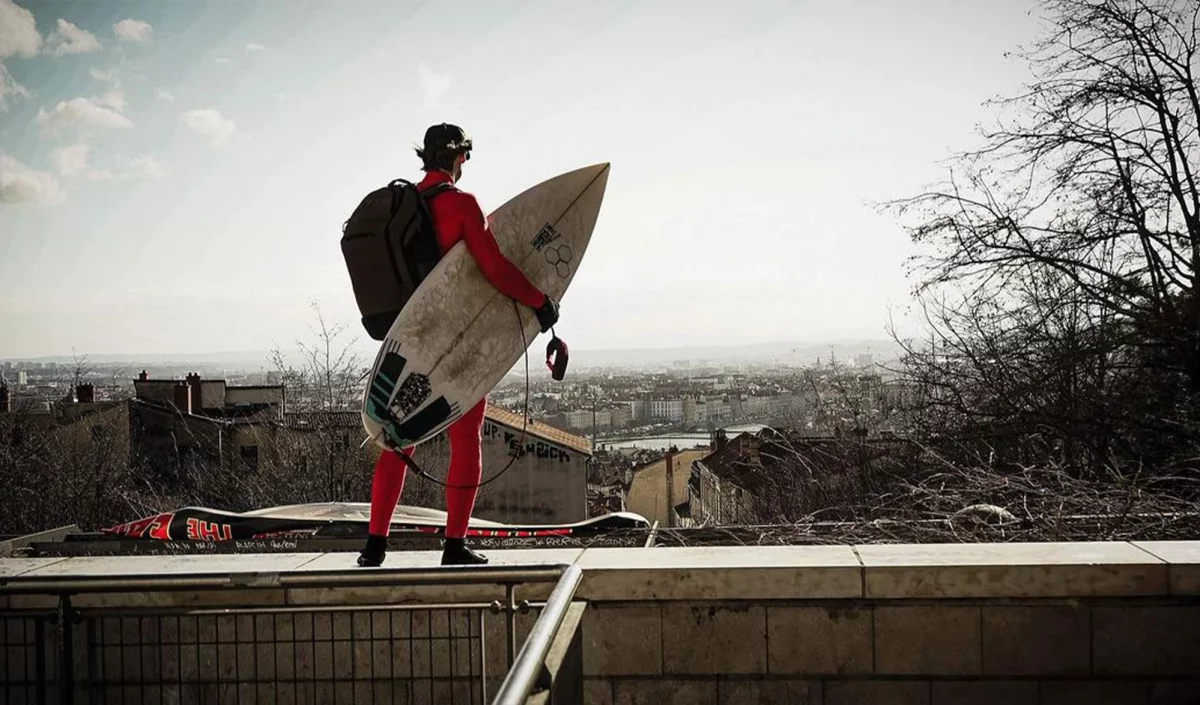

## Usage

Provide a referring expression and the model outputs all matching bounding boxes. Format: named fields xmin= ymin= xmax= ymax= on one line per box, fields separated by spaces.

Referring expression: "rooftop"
xmin=485 ymin=402 xmax=593 ymax=455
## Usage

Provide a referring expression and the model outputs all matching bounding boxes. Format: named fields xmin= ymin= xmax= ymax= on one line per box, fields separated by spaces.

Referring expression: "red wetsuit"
xmin=367 ymin=170 xmax=546 ymax=539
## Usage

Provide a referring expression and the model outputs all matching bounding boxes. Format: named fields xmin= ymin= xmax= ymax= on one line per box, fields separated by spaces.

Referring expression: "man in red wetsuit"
xmin=358 ymin=123 xmax=559 ymax=567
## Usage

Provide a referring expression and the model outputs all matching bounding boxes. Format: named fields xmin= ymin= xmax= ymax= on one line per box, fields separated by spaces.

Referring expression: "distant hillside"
xmin=565 ymin=339 xmax=904 ymax=368
xmin=4 ymin=338 xmax=905 ymax=373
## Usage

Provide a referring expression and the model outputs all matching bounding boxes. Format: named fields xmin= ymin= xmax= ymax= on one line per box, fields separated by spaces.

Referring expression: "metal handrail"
xmin=0 ymin=563 xmax=569 ymax=594
xmin=490 ymin=564 xmax=583 ymax=705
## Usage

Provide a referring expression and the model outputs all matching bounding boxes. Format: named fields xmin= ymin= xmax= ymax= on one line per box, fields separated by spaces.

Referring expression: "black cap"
xmin=423 ymin=123 xmax=472 ymax=154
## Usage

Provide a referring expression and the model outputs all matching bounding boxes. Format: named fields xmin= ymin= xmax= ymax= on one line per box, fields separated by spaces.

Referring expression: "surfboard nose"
xmin=591 ymin=162 xmax=610 ymax=191
xmin=537 ymin=162 xmax=610 ymax=201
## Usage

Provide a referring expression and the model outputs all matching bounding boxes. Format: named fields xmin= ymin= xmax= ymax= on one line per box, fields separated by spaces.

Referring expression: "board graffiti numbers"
xmin=530 ymin=223 xmax=562 ymax=251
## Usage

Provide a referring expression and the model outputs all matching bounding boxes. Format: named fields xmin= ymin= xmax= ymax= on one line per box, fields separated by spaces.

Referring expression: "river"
xmin=595 ymin=424 xmax=767 ymax=452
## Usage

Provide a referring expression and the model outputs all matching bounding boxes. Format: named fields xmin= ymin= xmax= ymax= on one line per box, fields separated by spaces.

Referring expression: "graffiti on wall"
xmin=482 ymin=421 xmax=574 ymax=463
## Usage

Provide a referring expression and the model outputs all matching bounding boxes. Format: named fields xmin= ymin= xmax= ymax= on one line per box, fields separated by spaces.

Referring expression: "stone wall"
xmin=580 ymin=599 xmax=1198 ymax=704
xmin=573 ymin=542 xmax=1200 ymax=705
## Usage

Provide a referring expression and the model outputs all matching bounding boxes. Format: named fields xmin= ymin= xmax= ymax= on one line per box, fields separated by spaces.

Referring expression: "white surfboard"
xmin=360 ymin=162 xmax=610 ymax=449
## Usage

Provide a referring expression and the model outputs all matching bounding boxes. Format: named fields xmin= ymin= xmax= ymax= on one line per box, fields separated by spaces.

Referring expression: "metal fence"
xmin=0 ymin=564 xmax=581 ymax=705
xmin=2 ymin=609 xmax=57 ymax=704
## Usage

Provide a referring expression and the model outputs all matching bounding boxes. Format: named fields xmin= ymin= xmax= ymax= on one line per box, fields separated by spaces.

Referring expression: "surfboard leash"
xmin=389 ymin=299 xmax=533 ymax=490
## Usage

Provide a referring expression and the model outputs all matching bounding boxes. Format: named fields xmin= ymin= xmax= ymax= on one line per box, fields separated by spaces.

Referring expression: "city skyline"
xmin=0 ymin=0 xmax=1045 ymax=358
xmin=0 ymin=335 xmax=902 ymax=370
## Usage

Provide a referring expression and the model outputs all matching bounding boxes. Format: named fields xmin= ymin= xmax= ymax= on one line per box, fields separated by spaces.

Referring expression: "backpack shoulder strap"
xmin=419 ymin=182 xmax=455 ymax=200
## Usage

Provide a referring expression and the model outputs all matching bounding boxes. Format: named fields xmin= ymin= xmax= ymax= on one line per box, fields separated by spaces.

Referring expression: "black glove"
xmin=534 ymin=295 xmax=559 ymax=333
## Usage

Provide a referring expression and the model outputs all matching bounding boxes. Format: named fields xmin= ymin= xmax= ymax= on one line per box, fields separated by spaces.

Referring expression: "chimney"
xmin=664 ymin=449 xmax=676 ymax=527
xmin=76 ymin=383 xmax=95 ymax=404
xmin=0 ymin=384 xmax=9 ymax=413
xmin=173 ymin=382 xmax=192 ymax=414
xmin=186 ymin=372 xmax=202 ymax=411
xmin=712 ymin=428 xmax=728 ymax=451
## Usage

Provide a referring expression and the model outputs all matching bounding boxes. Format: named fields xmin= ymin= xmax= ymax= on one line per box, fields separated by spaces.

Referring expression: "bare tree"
xmin=794 ymin=359 xmax=900 ymax=437
xmin=271 ymin=300 xmax=365 ymax=412
xmin=58 ymin=348 xmax=96 ymax=391
xmin=262 ymin=300 xmax=379 ymax=502
xmin=0 ymin=400 xmax=136 ymax=535
xmin=884 ymin=0 xmax=1200 ymax=472
xmin=106 ymin=366 xmax=134 ymax=400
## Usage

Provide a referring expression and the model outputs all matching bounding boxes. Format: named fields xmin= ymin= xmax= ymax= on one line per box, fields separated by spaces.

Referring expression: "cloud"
xmin=90 ymin=67 xmax=116 ymax=82
xmin=0 ymin=62 xmax=29 ymax=111
xmin=50 ymin=143 xmax=90 ymax=176
xmin=245 ymin=43 xmax=266 ymax=55
xmin=113 ymin=18 xmax=152 ymax=43
xmin=215 ymin=57 xmax=236 ymax=66
xmin=97 ymin=87 xmax=125 ymax=111
xmin=156 ymin=88 xmax=175 ymax=103
xmin=120 ymin=155 xmax=166 ymax=180
xmin=0 ymin=0 xmax=41 ymax=58
xmin=179 ymin=108 xmax=236 ymax=145
xmin=45 ymin=19 xmax=100 ymax=56
xmin=0 ymin=0 xmax=39 ymax=111
xmin=0 ymin=152 xmax=64 ymax=204
xmin=418 ymin=61 xmax=451 ymax=111
xmin=36 ymin=96 xmax=133 ymax=132
xmin=49 ymin=144 xmax=165 ymax=182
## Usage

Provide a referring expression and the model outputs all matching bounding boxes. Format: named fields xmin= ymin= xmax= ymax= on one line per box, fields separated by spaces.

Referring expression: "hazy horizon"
xmin=1 ymin=0 xmax=1045 ymax=359
xmin=0 ymin=336 xmax=904 ymax=369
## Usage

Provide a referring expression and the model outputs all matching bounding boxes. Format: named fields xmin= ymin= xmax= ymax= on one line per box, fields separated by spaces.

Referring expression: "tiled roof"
xmin=485 ymin=403 xmax=593 ymax=455
xmin=696 ymin=435 xmax=756 ymax=488
xmin=698 ymin=431 xmax=923 ymax=491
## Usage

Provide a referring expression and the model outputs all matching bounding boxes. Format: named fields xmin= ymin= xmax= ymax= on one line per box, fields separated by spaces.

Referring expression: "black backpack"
xmin=340 ymin=179 xmax=453 ymax=341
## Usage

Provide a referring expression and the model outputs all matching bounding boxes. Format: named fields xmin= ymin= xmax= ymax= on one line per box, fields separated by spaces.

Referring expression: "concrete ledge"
xmin=2 ymin=541 xmax=1197 ymax=605
xmin=284 ymin=548 xmax=582 ymax=605
xmin=575 ymin=546 xmax=862 ymax=601
xmin=3 ymin=552 xmax=327 ymax=577
xmin=0 ymin=556 xmax=71 ymax=578
xmin=856 ymin=542 xmax=1169 ymax=598
xmin=1130 ymin=541 xmax=1200 ymax=595
xmin=0 ymin=548 xmax=580 ymax=607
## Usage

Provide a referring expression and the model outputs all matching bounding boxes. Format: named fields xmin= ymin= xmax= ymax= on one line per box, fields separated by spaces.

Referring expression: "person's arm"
xmin=456 ymin=194 xmax=547 ymax=309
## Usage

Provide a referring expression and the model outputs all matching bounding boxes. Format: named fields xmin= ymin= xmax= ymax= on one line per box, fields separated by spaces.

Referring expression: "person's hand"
xmin=535 ymin=295 xmax=559 ymax=333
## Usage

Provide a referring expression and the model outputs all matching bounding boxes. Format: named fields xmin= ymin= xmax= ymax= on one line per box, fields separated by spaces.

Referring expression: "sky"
xmin=0 ymin=0 xmax=1046 ymax=360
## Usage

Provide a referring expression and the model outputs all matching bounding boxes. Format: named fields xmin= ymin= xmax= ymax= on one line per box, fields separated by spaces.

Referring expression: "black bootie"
xmin=441 ymin=537 xmax=488 ymax=566
xmin=357 ymin=534 xmax=387 ymax=567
